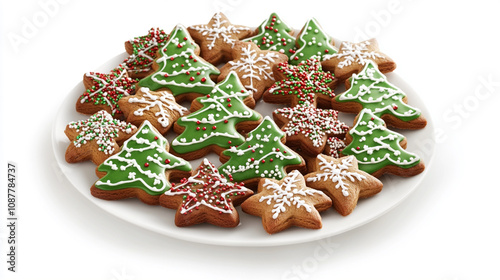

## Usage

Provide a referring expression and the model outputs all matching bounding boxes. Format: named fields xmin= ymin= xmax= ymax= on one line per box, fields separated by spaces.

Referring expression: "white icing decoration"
xmin=163 ymin=159 xmax=251 ymax=214
xmin=228 ymin=43 xmax=279 ymax=94
xmin=128 ymin=88 xmax=187 ymax=128
xmin=259 ymin=170 xmax=323 ymax=219
xmin=323 ymin=40 xmax=384 ymax=69
xmin=95 ymin=121 xmax=191 ymax=193
xmin=306 ymin=155 xmax=366 ymax=197
xmin=338 ymin=61 xmax=421 ymax=119
xmin=349 ymin=109 xmax=420 ymax=167
xmin=190 ymin=12 xmax=251 ymax=50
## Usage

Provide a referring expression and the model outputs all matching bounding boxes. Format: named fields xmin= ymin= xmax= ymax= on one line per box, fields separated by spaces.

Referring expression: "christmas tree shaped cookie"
xmin=273 ymin=103 xmax=349 ymax=156
xmin=322 ymin=38 xmax=396 ymax=81
xmin=138 ymin=25 xmax=220 ymax=102
xmin=218 ymin=41 xmax=288 ymax=101
xmin=304 ymin=155 xmax=383 ymax=216
xmin=241 ymin=170 xmax=332 ymax=234
xmin=77 ymin=66 xmax=138 ymax=117
xmin=171 ymin=71 xmax=262 ymax=160
xmin=123 ymin=27 xmax=169 ymax=79
xmin=159 ymin=159 xmax=253 ymax=228
xmin=65 ymin=110 xmax=137 ymax=166
xmin=263 ymin=58 xmax=337 ymax=108
xmin=219 ymin=116 xmax=305 ymax=189
xmin=333 ymin=60 xmax=426 ymax=129
xmin=91 ymin=120 xmax=192 ymax=205
xmin=243 ymin=12 xmax=297 ymax=58
xmin=188 ymin=12 xmax=252 ymax=65
xmin=290 ymin=18 xmax=337 ymax=65
xmin=341 ymin=109 xmax=425 ymax=178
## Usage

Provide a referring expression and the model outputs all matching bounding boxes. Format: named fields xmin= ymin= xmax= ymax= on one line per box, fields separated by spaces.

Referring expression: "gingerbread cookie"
xmin=188 ymin=12 xmax=252 ymax=65
xmin=243 ymin=12 xmax=297 ymax=58
xmin=324 ymin=136 xmax=346 ymax=158
xmin=342 ymin=109 xmax=425 ymax=177
xmin=290 ymin=18 xmax=337 ymax=65
xmin=218 ymin=41 xmax=288 ymax=101
xmin=123 ymin=27 xmax=169 ymax=79
xmin=304 ymin=155 xmax=383 ymax=216
xmin=171 ymin=71 xmax=262 ymax=160
xmin=273 ymin=103 xmax=349 ymax=156
xmin=241 ymin=170 xmax=331 ymax=234
xmin=322 ymin=38 xmax=396 ymax=82
xmin=159 ymin=158 xmax=253 ymax=228
xmin=219 ymin=116 xmax=305 ymax=189
xmin=332 ymin=60 xmax=426 ymax=129
xmin=65 ymin=110 xmax=137 ymax=166
xmin=263 ymin=58 xmax=337 ymax=108
xmin=77 ymin=66 xmax=138 ymax=117
xmin=91 ymin=120 xmax=192 ymax=205
xmin=119 ymin=87 xmax=188 ymax=135
xmin=138 ymin=25 xmax=220 ymax=102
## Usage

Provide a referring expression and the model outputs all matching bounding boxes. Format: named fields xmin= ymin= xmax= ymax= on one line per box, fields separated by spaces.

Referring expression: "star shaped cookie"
xmin=159 ymin=159 xmax=253 ymax=228
xmin=119 ymin=87 xmax=188 ymax=135
xmin=64 ymin=110 xmax=137 ymax=166
xmin=241 ymin=170 xmax=331 ymax=234
xmin=77 ymin=66 xmax=138 ymax=118
xmin=218 ymin=41 xmax=288 ymax=101
xmin=324 ymin=136 xmax=346 ymax=158
xmin=321 ymin=38 xmax=396 ymax=82
xmin=273 ymin=103 xmax=349 ymax=156
xmin=188 ymin=12 xmax=252 ymax=65
xmin=123 ymin=27 xmax=169 ymax=79
xmin=263 ymin=58 xmax=337 ymax=108
xmin=304 ymin=154 xmax=383 ymax=216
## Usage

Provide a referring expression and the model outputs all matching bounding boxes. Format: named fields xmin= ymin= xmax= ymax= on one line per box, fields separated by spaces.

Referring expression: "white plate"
xmin=51 ymin=52 xmax=435 ymax=247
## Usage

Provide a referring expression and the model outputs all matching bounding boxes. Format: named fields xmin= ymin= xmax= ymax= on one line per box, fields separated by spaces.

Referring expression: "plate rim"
xmin=51 ymin=52 xmax=436 ymax=247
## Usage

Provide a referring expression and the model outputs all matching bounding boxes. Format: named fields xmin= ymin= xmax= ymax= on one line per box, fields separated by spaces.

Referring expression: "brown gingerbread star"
xmin=262 ymin=58 xmax=338 ymax=108
xmin=122 ymin=27 xmax=169 ymax=79
xmin=321 ymin=38 xmax=396 ymax=82
xmin=188 ymin=12 xmax=252 ymax=65
xmin=304 ymin=154 xmax=383 ymax=216
xmin=273 ymin=104 xmax=349 ymax=157
xmin=241 ymin=170 xmax=332 ymax=234
xmin=77 ymin=66 xmax=138 ymax=118
xmin=64 ymin=110 xmax=137 ymax=166
xmin=218 ymin=41 xmax=288 ymax=101
xmin=119 ymin=87 xmax=188 ymax=135
xmin=159 ymin=159 xmax=253 ymax=228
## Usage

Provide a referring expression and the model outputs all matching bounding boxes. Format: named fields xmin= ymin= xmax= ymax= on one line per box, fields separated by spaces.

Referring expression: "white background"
xmin=1 ymin=0 xmax=499 ymax=279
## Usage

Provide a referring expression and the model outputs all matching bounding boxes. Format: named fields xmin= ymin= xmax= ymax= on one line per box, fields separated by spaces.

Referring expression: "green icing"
xmin=341 ymin=109 xmax=420 ymax=174
xmin=138 ymin=25 xmax=220 ymax=96
xmin=290 ymin=18 xmax=337 ymax=65
xmin=171 ymin=71 xmax=261 ymax=154
xmin=243 ymin=12 xmax=296 ymax=59
xmin=337 ymin=61 xmax=421 ymax=122
xmin=95 ymin=120 xmax=191 ymax=196
xmin=219 ymin=116 xmax=303 ymax=182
